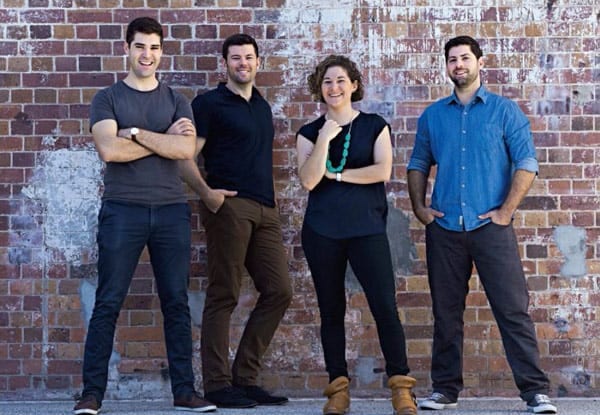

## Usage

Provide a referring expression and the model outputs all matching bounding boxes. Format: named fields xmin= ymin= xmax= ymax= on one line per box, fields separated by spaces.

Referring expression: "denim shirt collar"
xmin=446 ymin=84 xmax=489 ymax=107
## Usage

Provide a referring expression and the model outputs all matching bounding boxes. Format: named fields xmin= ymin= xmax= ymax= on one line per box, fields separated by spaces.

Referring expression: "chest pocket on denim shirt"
xmin=477 ymin=123 xmax=507 ymax=159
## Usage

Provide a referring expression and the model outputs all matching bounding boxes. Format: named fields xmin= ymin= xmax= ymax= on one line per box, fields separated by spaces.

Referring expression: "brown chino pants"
xmin=199 ymin=197 xmax=292 ymax=393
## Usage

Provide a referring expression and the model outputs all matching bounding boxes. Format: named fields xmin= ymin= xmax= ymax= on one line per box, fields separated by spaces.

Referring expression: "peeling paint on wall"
xmin=21 ymin=147 xmax=103 ymax=265
xmin=553 ymin=225 xmax=587 ymax=277
xmin=20 ymin=146 xmax=103 ymax=389
xmin=355 ymin=356 xmax=380 ymax=386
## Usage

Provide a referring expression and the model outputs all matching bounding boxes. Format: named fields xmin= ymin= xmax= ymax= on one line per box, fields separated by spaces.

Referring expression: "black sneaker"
xmin=238 ymin=384 xmax=289 ymax=406
xmin=174 ymin=392 xmax=217 ymax=412
xmin=418 ymin=392 xmax=458 ymax=410
xmin=527 ymin=394 xmax=557 ymax=414
xmin=205 ymin=386 xmax=258 ymax=408
xmin=73 ymin=394 xmax=101 ymax=415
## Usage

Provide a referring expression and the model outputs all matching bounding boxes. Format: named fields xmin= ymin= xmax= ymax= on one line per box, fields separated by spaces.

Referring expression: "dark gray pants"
xmin=425 ymin=221 xmax=550 ymax=402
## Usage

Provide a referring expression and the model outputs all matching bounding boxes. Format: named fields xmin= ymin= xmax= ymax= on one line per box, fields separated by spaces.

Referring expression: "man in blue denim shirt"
xmin=407 ymin=36 xmax=557 ymax=414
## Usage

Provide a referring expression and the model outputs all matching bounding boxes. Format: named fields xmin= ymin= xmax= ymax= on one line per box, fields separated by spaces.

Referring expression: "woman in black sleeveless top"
xmin=296 ymin=55 xmax=417 ymax=415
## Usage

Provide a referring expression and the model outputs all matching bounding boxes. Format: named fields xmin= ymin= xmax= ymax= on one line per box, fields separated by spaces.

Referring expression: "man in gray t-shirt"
xmin=73 ymin=17 xmax=216 ymax=415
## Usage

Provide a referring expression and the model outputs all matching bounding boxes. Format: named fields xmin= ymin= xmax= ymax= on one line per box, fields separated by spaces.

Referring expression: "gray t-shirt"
xmin=90 ymin=80 xmax=193 ymax=205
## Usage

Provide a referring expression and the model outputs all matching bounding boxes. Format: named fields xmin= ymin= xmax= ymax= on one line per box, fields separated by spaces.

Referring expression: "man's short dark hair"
xmin=444 ymin=36 xmax=483 ymax=62
xmin=222 ymin=33 xmax=259 ymax=59
xmin=126 ymin=17 xmax=164 ymax=47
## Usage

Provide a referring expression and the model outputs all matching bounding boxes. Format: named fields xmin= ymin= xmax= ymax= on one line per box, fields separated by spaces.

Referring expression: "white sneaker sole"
xmin=73 ymin=409 xmax=100 ymax=415
xmin=418 ymin=400 xmax=458 ymax=410
xmin=527 ymin=403 xmax=557 ymax=414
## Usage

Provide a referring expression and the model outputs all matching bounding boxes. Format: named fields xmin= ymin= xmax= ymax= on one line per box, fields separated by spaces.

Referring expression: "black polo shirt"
xmin=192 ymin=83 xmax=275 ymax=207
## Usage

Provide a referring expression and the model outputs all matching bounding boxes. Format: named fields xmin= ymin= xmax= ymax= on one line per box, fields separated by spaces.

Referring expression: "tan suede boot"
xmin=323 ymin=376 xmax=350 ymax=415
xmin=388 ymin=375 xmax=418 ymax=415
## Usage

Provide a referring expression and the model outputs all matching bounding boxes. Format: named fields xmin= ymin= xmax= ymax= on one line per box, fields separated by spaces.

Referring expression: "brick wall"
xmin=0 ymin=0 xmax=598 ymax=400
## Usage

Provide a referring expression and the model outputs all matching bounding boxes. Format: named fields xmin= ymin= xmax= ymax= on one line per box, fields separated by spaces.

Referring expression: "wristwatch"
xmin=336 ymin=172 xmax=342 ymax=182
xmin=130 ymin=127 xmax=139 ymax=142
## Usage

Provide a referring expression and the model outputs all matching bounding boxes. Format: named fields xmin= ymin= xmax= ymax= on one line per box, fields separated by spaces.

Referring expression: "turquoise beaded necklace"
xmin=326 ymin=119 xmax=353 ymax=173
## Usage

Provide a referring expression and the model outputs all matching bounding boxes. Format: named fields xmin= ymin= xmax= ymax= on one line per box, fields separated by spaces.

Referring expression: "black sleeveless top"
xmin=296 ymin=112 xmax=390 ymax=239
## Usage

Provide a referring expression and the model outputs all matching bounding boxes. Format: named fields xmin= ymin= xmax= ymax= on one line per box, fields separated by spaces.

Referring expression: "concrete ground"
xmin=0 ymin=398 xmax=598 ymax=415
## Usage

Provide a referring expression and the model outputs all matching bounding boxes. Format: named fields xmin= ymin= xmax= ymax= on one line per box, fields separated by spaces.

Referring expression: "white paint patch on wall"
xmin=503 ymin=5 xmax=547 ymax=21
xmin=275 ymin=0 xmax=512 ymax=109
xmin=274 ymin=1 xmax=357 ymax=88
xmin=553 ymin=225 xmax=587 ymax=277
xmin=22 ymin=148 xmax=103 ymax=264
xmin=19 ymin=146 xmax=103 ymax=390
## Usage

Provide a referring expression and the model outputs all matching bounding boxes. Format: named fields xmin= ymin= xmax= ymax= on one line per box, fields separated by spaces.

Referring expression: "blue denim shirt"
xmin=407 ymin=85 xmax=538 ymax=231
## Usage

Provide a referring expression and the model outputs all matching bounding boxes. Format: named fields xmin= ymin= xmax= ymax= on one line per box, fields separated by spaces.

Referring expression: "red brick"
xmin=0 ymin=1 xmax=597 ymax=399
xmin=21 ymin=9 xmax=64 ymax=23
xmin=0 ymin=326 xmax=22 ymax=343
xmin=47 ymin=359 xmax=81 ymax=375
xmin=46 ymin=375 xmax=71 ymax=389
xmin=66 ymin=41 xmax=112 ymax=56
xmin=67 ymin=10 xmax=112 ymax=24
xmin=161 ymin=10 xmax=207 ymax=25
xmin=116 ymin=326 xmax=163 ymax=342
xmin=560 ymin=196 xmax=599 ymax=210
xmin=23 ymin=327 xmax=42 ymax=342
xmin=207 ymin=9 xmax=252 ymax=24
xmin=9 ymin=343 xmax=32 ymax=359
xmin=0 ymin=10 xmax=18 ymax=24
xmin=9 ymin=376 xmax=30 ymax=390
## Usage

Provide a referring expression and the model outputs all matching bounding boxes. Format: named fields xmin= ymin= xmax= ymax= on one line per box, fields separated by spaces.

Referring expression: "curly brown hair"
xmin=307 ymin=55 xmax=364 ymax=103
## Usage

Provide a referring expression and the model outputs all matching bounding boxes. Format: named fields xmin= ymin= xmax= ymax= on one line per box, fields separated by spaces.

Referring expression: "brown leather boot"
xmin=323 ymin=376 xmax=350 ymax=415
xmin=388 ymin=375 xmax=418 ymax=415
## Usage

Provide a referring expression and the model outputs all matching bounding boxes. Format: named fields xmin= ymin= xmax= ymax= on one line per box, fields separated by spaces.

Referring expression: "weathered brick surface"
xmin=0 ymin=0 xmax=598 ymax=401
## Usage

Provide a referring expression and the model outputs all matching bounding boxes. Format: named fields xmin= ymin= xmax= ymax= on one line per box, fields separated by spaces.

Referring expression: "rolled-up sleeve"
xmin=515 ymin=156 xmax=538 ymax=173
xmin=407 ymin=112 xmax=434 ymax=174
xmin=505 ymin=103 xmax=538 ymax=174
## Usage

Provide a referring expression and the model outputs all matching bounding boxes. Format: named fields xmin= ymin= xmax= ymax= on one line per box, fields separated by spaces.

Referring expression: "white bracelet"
xmin=336 ymin=172 xmax=342 ymax=182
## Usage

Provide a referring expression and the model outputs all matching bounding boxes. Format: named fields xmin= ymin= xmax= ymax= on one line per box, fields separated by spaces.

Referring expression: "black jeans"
xmin=82 ymin=201 xmax=195 ymax=403
xmin=301 ymin=224 xmax=410 ymax=382
xmin=425 ymin=221 xmax=550 ymax=402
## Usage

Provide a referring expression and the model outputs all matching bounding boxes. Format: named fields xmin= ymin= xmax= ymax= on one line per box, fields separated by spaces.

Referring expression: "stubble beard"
xmin=450 ymin=70 xmax=478 ymax=89
xmin=228 ymin=67 xmax=254 ymax=86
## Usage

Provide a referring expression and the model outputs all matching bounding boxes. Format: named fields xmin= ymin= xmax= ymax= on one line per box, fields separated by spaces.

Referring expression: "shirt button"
xmin=462 ymin=130 xmax=466 ymax=133
xmin=461 ymin=184 xmax=465 ymax=188
xmin=462 ymin=203 xmax=466 ymax=206
xmin=462 ymin=147 xmax=466 ymax=151
xmin=461 ymin=166 xmax=466 ymax=170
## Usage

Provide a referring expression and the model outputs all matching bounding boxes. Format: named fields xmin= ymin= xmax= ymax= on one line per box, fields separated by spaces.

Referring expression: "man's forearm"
xmin=136 ymin=130 xmax=196 ymax=160
xmin=407 ymin=169 xmax=429 ymax=212
xmin=178 ymin=159 xmax=212 ymax=198
xmin=500 ymin=169 xmax=536 ymax=216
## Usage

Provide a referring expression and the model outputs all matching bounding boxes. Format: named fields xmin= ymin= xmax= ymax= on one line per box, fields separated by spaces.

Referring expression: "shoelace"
xmin=533 ymin=394 xmax=551 ymax=404
xmin=429 ymin=392 xmax=446 ymax=401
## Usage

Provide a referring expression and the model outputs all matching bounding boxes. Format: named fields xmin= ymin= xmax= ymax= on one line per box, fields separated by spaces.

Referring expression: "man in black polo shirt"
xmin=179 ymin=33 xmax=292 ymax=409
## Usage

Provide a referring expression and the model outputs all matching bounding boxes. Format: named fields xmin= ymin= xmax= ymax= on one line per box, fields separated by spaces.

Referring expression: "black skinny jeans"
xmin=301 ymin=223 xmax=410 ymax=382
